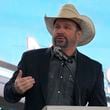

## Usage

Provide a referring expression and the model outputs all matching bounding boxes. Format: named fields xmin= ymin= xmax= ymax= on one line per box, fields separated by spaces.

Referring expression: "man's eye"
xmin=54 ymin=25 xmax=60 ymax=29
xmin=64 ymin=26 xmax=70 ymax=29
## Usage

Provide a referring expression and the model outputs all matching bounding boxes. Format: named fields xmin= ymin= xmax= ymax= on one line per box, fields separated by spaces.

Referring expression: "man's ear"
xmin=77 ymin=30 xmax=82 ymax=41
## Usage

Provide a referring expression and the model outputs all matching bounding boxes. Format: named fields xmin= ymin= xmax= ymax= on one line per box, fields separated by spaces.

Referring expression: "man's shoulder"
xmin=23 ymin=48 xmax=50 ymax=56
xmin=19 ymin=48 xmax=51 ymax=60
xmin=78 ymin=51 xmax=102 ymax=66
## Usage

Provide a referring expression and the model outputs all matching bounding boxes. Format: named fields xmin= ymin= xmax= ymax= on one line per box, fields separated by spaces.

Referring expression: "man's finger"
xmin=16 ymin=70 xmax=23 ymax=79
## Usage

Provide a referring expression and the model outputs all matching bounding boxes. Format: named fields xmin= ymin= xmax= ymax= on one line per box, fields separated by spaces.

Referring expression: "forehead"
xmin=54 ymin=18 xmax=76 ymax=25
xmin=54 ymin=18 xmax=81 ymax=30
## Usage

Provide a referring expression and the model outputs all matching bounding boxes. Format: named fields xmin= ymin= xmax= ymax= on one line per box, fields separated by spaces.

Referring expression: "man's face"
xmin=52 ymin=18 xmax=82 ymax=48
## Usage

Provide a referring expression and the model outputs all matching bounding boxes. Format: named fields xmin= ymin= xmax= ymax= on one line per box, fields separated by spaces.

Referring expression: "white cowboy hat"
xmin=44 ymin=4 xmax=95 ymax=46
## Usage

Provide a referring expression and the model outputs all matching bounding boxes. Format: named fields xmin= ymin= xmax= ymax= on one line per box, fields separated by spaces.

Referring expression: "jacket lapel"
xmin=74 ymin=51 xmax=86 ymax=105
xmin=76 ymin=51 xmax=89 ymax=81
xmin=38 ymin=48 xmax=51 ymax=103
xmin=76 ymin=51 xmax=85 ymax=77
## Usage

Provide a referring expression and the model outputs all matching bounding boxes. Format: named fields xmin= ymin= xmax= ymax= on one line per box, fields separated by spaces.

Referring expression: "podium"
xmin=42 ymin=106 xmax=109 ymax=110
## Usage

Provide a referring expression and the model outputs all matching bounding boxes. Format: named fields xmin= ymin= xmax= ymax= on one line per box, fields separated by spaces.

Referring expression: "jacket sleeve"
xmin=88 ymin=64 xmax=107 ymax=106
xmin=4 ymin=53 xmax=26 ymax=103
xmin=4 ymin=70 xmax=25 ymax=103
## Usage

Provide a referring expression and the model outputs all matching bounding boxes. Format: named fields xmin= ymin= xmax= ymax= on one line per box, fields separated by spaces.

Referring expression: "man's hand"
xmin=14 ymin=70 xmax=35 ymax=94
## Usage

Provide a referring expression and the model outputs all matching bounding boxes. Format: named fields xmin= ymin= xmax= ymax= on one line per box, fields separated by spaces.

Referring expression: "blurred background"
xmin=0 ymin=0 xmax=110 ymax=109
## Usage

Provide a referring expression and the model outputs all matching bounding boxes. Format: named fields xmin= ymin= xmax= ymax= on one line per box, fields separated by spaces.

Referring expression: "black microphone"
xmin=53 ymin=46 xmax=73 ymax=63
xmin=53 ymin=46 xmax=69 ymax=61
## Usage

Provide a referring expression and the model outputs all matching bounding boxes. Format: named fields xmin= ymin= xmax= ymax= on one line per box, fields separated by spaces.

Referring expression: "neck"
xmin=62 ymin=47 xmax=76 ymax=57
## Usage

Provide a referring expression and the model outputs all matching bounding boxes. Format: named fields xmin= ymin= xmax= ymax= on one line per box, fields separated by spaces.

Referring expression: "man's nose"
xmin=57 ymin=27 xmax=65 ymax=33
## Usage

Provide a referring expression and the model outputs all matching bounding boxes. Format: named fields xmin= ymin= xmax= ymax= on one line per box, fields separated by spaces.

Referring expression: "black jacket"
xmin=4 ymin=48 xmax=107 ymax=110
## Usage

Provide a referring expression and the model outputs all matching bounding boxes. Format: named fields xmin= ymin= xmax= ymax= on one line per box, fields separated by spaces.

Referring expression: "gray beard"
xmin=53 ymin=37 xmax=68 ymax=48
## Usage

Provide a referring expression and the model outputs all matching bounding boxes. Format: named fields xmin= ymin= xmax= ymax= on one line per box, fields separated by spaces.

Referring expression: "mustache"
xmin=55 ymin=34 xmax=66 ymax=38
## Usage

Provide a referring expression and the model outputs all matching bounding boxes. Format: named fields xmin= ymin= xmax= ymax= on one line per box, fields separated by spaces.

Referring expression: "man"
xmin=4 ymin=4 xmax=107 ymax=110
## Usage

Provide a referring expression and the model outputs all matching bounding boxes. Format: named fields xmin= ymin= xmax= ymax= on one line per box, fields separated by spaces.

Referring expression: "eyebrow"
xmin=53 ymin=18 xmax=81 ymax=30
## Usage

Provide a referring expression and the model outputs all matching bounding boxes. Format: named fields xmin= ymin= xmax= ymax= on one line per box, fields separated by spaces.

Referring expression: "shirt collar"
xmin=50 ymin=46 xmax=77 ymax=62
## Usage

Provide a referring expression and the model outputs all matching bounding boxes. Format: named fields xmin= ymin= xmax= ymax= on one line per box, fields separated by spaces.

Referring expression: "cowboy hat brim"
xmin=44 ymin=15 xmax=95 ymax=46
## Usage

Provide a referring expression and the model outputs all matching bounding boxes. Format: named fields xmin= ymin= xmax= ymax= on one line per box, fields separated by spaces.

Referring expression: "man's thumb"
xmin=17 ymin=70 xmax=23 ymax=79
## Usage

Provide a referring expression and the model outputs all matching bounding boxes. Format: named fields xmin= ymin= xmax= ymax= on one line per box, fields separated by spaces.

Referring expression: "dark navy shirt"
xmin=47 ymin=48 xmax=76 ymax=105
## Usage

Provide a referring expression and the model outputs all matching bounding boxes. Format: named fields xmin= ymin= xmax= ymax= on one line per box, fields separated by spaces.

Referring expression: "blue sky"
xmin=0 ymin=0 xmax=110 ymax=71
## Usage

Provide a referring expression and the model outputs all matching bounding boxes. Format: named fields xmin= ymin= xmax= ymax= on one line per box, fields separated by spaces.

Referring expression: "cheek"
xmin=70 ymin=33 xmax=78 ymax=43
xmin=52 ymin=30 xmax=57 ymax=36
xmin=71 ymin=31 xmax=80 ymax=41
xmin=69 ymin=32 xmax=76 ymax=39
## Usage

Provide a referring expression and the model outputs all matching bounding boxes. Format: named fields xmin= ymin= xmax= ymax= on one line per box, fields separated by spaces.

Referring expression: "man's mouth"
xmin=55 ymin=37 xmax=64 ymax=43
xmin=55 ymin=36 xmax=65 ymax=41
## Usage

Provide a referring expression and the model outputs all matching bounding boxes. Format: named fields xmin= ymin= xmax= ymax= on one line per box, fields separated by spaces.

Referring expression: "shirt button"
xmin=57 ymin=91 xmax=61 ymax=94
xmin=60 ymin=76 xmax=63 ymax=79
xmin=61 ymin=62 xmax=64 ymax=66
xmin=69 ymin=75 xmax=72 ymax=77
